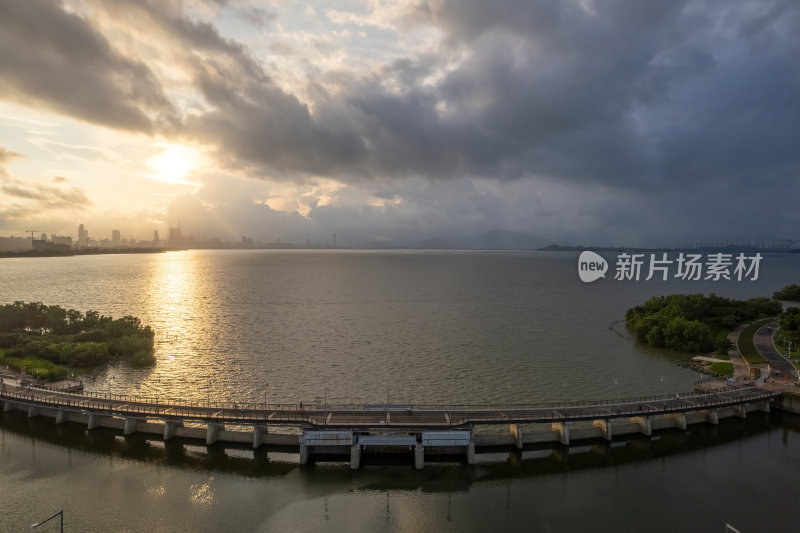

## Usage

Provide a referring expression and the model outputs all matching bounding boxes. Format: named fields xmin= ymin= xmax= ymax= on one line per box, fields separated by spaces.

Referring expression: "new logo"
xmin=578 ymin=251 xmax=608 ymax=283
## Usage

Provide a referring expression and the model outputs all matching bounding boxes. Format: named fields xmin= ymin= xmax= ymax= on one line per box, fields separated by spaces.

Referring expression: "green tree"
xmin=774 ymin=284 xmax=800 ymax=301
xmin=626 ymin=293 xmax=780 ymax=354
xmin=0 ymin=302 xmax=156 ymax=379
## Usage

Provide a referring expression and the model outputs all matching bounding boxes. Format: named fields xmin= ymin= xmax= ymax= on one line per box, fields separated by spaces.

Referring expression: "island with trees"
xmin=625 ymin=293 xmax=782 ymax=354
xmin=0 ymin=301 xmax=155 ymax=381
xmin=626 ymin=285 xmax=800 ymax=377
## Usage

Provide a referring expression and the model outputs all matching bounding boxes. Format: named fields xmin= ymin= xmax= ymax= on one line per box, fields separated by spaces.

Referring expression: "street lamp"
xmin=30 ymin=510 xmax=63 ymax=533
xmin=447 ymin=388 xmax=452 ymax=424
xmin=264 ymin=382 xmax=268 ymax=411
xmin=324 ymin=386 xmax=328 ymax=425
xmin=660 ymin=377 xmax=666 ymax=396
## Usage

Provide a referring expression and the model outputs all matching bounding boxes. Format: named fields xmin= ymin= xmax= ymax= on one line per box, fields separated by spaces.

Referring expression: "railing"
xmin=1 ymin=388 xmax=315 ymax=424
xmin=453 ymin=390 xmax=777 ymax=425
xmin=22 ymin=377 xmax=758 ymax=413
xmin=0 ymin=379 xmax=780 ymax=428
xmin=22 ymin=385 xmax=308 ymax=413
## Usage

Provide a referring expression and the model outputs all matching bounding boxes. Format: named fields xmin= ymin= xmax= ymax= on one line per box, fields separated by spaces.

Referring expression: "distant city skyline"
xmin=1 ymin=1 xmax=799 ymax=247
xmin=3 ymin=223 xmax=799 ymax=254
xmin=0 ymin=221 xmax=353 ymax=251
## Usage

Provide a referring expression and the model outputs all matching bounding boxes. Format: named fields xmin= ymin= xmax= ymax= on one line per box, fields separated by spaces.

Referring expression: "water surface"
xmin=2 ymin=250 xmax=799 ymax=532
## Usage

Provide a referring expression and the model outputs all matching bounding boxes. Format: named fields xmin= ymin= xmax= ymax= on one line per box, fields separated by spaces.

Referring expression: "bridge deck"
xmin=0 ymin=381 xmax=778 ymax=429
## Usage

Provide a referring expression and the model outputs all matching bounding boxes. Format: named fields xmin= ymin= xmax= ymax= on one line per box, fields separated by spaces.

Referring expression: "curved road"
xmin=755 ymin=320 xmax=799 ymax=383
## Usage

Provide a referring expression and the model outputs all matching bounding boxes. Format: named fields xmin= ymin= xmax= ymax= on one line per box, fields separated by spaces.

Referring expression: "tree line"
xmin=774 ymin=284 xmax=800 ymax=302
xmin=626 ymin=293 xmax=782 ymax=353
xmin=0 ymin=301 xmax=155 ymax=380
xmin=774 ymin=285 xmax=800 ymax=346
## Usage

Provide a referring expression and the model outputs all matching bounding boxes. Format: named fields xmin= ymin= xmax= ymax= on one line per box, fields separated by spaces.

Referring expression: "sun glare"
xmin=147 ymin=144 xmax=199 ymax=184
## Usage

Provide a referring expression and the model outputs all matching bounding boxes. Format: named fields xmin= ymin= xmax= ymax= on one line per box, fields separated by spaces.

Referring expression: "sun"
xmin=146 ymin=144 xmax=199 ymax=184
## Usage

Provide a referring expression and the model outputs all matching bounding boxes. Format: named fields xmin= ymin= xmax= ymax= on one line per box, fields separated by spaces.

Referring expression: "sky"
xmin=0 ymin=0 xmax=798 ymax=247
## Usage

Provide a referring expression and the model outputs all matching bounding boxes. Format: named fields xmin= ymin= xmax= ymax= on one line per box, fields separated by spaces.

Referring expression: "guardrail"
xmin=0 ymin=380 xmax=779 ymax=428
xmin=0 ymin=387 xmax=314 ymax=424
xmin=15 ymin=377 xmax=759 ymax=414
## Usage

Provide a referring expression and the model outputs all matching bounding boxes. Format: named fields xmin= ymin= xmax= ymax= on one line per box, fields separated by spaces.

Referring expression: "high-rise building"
xmin=52 ymin=235 xmax=72 ymax=247
xmin=153 ymin=230 xmax=160 ymax=246
xmin=112 ymin=229 xmax=121 ymax=243
xmin=78 ymin=224 xmax=89 ymax=247
xmin=168 ymin=227 xmax=182 ymax=247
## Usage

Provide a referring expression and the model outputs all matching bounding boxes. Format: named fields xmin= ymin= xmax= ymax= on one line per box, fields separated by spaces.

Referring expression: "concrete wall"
xmin=0 ymin=394 xmax=786 ymax=462
xmin=778 ymin=393 xmax=800 ymax=415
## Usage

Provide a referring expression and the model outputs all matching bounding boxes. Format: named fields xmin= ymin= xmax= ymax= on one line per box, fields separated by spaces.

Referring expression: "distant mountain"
xmin=538 ymin=244 xmax=676 ymax=252
xmin=466 ymin=230 xmax=547 ymax=250
xmin=538 ymin=243 xmax=800 ymax=252
xmin=357 ymin=230 xmax=547 ymax=250
xmin=406 ymin=237 xmax=454 ymax=249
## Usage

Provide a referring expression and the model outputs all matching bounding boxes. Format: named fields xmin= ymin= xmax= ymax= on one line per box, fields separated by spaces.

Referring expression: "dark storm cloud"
xmin=2 ymin=0 xmax=798 ymax=206
xmin=126 ymin=0 xmax=800 ymax=245
xmin=94 ymin=0 xmax=264 ymax=70
xmin=0 ymin=0 xmax=174 ymax=132
xmin=345 ymin=0 xmax=800 ymax=187
xmin=186 ymin=71 xmax=368 ymax=177
xmin=174 ymin=0 xmax=800 ymax=191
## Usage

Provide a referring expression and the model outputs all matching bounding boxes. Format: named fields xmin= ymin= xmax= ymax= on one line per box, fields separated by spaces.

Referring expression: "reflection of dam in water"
xmin=1 ymin=405 xmax=798 ymax=484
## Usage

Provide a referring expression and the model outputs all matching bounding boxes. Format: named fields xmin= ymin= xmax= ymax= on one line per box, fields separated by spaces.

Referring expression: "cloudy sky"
xmin=0 ymin=0 xmax=798 ymax=247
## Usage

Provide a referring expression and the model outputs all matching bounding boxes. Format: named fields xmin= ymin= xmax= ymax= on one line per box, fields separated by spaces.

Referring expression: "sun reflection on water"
xmin=1 ymin=249 xmax=750 ymax=406
xmin=189 ymin=477 xmax=216 ymax=507
xmin=146 ymin=252 xmax=216 ymax=400
xmin=146 ymin=483 xmax=166 ymax=498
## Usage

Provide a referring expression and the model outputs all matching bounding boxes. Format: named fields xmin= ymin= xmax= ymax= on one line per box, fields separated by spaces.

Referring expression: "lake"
xmin=1 ymin=250 xmax=799 ymax=531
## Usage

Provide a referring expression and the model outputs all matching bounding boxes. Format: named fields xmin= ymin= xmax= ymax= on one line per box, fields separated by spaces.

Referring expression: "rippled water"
xmin=2 ymin=250 xmax=800 ymax=532
xmin=2 ymin=250 xmax=798 ymax=405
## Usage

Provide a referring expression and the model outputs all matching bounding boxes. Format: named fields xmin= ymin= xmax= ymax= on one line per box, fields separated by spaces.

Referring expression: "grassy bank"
xmin=737 ymin=318 xmax=774 ymax=364
xmin=709 ymin=362 xmax=734 ymax=376
xmin=0 ymin=302 xmax=156 ymax=381
xmin=0 ymin=350 xmax=69 ymax=380
xmin=775 ymin=330 xmax=800 ymax=359
xmin=626 ymin=293 xmax=781 ymax=354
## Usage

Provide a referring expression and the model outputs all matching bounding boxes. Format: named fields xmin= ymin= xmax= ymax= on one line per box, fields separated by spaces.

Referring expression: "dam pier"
xmin=0 ymin=379 xmax=788 ymax=469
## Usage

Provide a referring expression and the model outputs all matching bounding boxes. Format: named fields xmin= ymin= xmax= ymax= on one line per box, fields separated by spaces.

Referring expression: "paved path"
xmin=727 ymin=324 xmax=752 ymax=378
xmin=754 ymin=320 xmax=799 ymax=384
xmin=1 ymin=368 xmax=82 ymax=392
xmin=692 ymin=356 xmax=732 ymax=363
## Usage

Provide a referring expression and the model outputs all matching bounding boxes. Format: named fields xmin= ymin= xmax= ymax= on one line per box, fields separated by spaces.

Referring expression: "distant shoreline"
xmin=0 ymin=247 xmax=172 ymax=259
xmin=537 ymin=244 xmax=800 ymax=253
xmin=2 ymin=245 xmax=798 ymax=258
